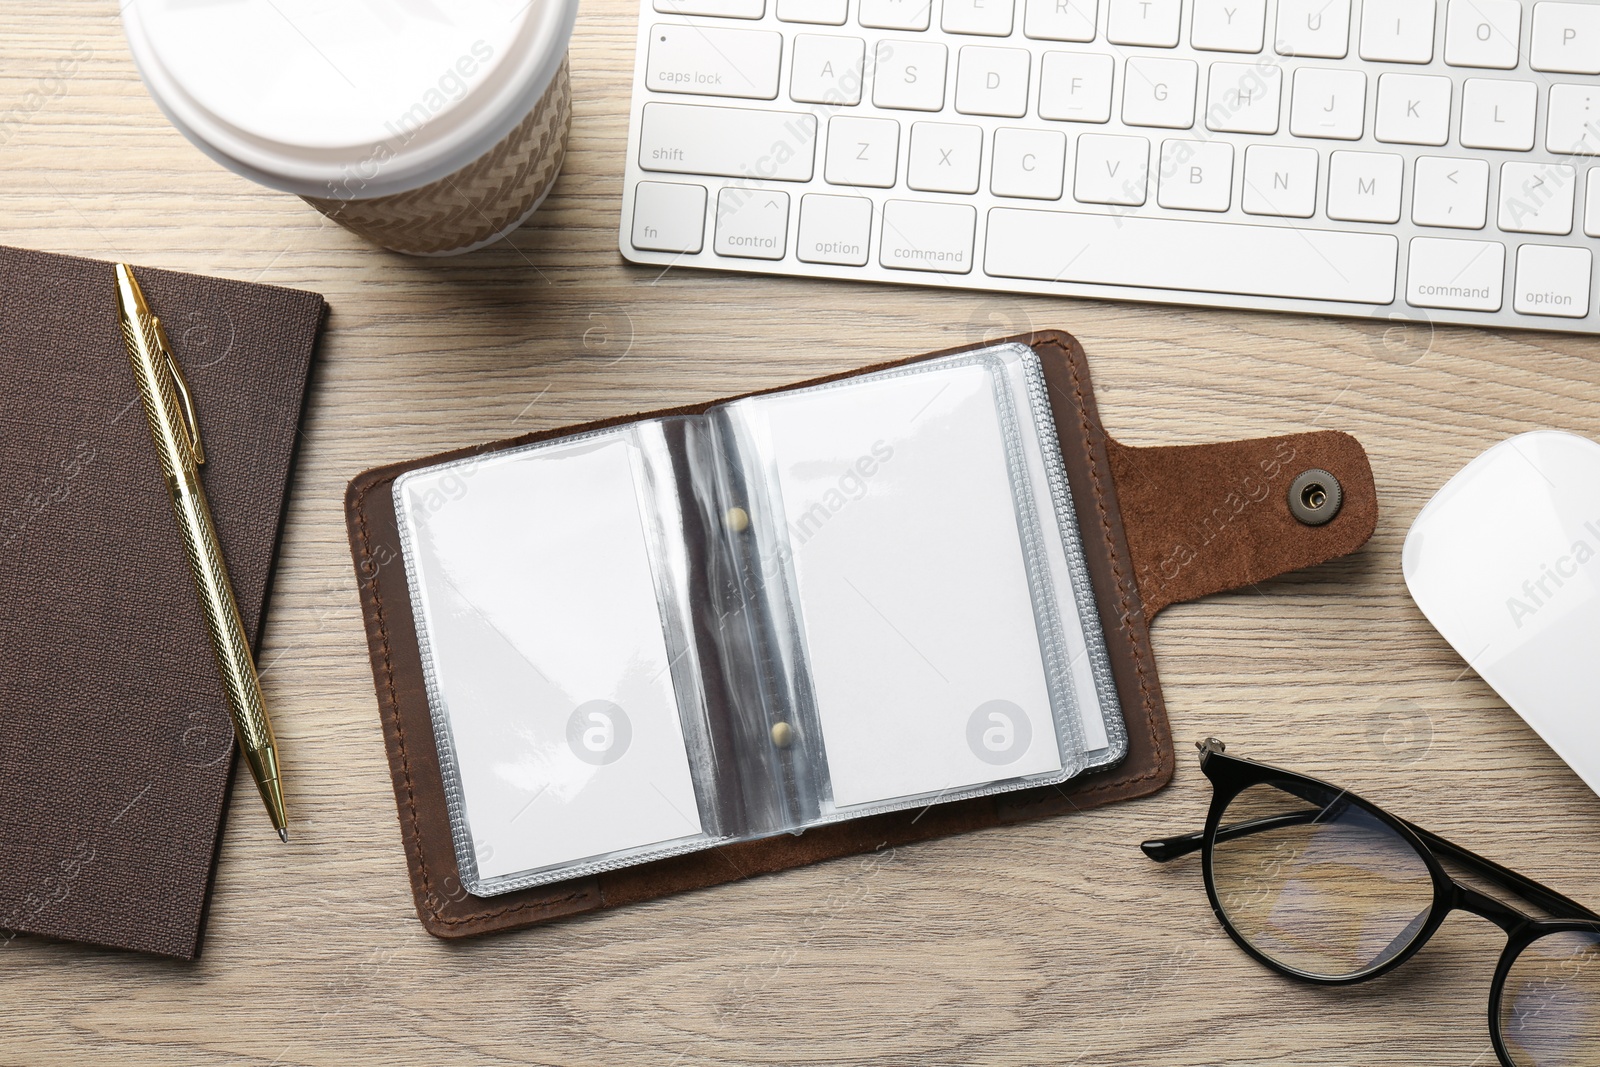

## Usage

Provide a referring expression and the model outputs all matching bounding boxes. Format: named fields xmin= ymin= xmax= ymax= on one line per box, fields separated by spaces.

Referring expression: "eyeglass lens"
xmin=1497 ymin=928 xmax=1600 ymax=1067
xmin=1209 ymin=781 xmax=1435 ymax=980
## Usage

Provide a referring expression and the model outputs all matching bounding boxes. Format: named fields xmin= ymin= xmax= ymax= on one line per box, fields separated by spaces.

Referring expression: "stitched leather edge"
xmin=348 ymin=475 xmax=599 ymax=929
xmin=1036 ymin=333 xmax=1165 ymax=799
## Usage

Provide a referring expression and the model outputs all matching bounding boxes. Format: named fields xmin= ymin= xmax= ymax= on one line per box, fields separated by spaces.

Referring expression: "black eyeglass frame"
xmin=1142 ymin=739 xmax=1600 ymax=1067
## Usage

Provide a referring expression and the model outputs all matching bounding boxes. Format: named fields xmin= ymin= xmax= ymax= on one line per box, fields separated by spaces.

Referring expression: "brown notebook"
xmin=0 ymin=247 xmax=326 ymax=959
xmin=346 ymin=331 xmax=1377 ymax=939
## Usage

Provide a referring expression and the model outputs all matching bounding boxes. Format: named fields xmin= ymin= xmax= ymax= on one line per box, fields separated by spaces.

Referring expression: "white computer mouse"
xmin=1404 ymin=430 xmax=1600 ymax=797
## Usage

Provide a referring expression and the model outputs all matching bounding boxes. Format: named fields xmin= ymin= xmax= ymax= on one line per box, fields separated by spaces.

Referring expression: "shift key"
xmin=640 ymin=102 xmax=818 ymax=181
xmin=647 ymin=24 xmax=782 ymax=99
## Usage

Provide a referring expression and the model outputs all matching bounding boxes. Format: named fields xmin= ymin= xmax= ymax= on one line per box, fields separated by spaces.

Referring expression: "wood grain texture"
xmin=5 ymin=4 xmax=1600 ymax=1065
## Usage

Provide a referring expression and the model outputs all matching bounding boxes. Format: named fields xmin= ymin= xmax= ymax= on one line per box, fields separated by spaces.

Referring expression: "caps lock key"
xmin=647 ymin=24 xmax=782 ymax=100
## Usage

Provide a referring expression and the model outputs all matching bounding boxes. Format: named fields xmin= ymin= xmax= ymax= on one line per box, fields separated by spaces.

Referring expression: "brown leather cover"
xmin=344 ymin=330 xmax=1377 ymax=938
xmin=0 ymin=246 xmax=326 ymax=959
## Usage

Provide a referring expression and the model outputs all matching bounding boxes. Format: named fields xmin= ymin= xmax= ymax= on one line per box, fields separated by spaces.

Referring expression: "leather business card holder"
xmin=345 ymin=330 xmax=1377 ymax=938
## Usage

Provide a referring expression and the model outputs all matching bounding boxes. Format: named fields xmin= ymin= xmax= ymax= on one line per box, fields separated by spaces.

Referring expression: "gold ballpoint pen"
xmin=115 ymin=264 xmax=289 ymax=842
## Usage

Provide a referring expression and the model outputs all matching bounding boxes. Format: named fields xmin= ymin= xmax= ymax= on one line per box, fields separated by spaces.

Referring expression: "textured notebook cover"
xmin=0 ymin=247 xmax=325 ymax=959
xmin=347 ymin=331 xmax=1378 ymax=938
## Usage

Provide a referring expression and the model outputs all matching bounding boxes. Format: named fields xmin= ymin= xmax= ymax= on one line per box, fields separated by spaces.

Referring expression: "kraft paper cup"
xmin=123 ymin=0 xmax=578 ymax=257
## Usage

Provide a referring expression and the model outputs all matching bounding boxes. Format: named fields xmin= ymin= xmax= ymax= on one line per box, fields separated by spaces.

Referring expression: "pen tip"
xmin=114 ymin=263 xmax=144 ymax=313
xmin=278 ymin=827 xmax=289 ymax=844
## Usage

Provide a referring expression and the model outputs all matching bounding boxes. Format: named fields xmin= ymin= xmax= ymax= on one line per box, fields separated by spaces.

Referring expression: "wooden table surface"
xmin=7 ymin=4 xmax=1600 ymax=1065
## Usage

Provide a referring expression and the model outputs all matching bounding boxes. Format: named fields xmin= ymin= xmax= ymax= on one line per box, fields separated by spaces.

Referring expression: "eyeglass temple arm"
xmin=1399 ymin=819 xmax=1600 ymax=923
xmin=1141 ymin=830 xmax=1204 ymax=862
xmin=1141 ymin=813 xmax=1316 ymax=862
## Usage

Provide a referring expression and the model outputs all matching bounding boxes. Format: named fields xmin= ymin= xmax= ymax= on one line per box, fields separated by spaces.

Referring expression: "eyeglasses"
xmin=1143 ymin=739 xmax=1600 ymax=1067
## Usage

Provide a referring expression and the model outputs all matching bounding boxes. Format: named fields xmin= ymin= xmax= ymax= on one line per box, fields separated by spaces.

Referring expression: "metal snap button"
xmin=1288 ymin=468 xmax=1342 ymax=526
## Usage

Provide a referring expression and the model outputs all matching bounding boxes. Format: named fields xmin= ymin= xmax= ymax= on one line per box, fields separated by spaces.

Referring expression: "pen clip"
xmin=153 ymin=316 xmax=206 ymax=467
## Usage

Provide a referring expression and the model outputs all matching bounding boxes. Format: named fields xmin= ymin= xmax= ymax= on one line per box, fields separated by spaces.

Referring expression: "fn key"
xmin=632 ymin=181 xmax=707 ymax=253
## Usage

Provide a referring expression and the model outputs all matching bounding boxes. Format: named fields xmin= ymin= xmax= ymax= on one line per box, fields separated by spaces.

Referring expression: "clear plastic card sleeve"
xmin=392 ymin=343 xmax=1127 ymax=897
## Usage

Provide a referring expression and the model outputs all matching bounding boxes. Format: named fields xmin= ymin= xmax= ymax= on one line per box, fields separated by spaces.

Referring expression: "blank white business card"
xmin=730 ymin=361 xmax=1064 ymax=810
xmin=396 ymin=431 xmax=705 ymax=884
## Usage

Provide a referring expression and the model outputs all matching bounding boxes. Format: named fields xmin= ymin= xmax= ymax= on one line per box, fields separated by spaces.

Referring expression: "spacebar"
xmin=985 ymin=209 xmax=1398 ymax=305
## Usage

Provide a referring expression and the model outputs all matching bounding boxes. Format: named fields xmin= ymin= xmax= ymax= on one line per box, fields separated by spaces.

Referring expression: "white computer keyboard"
xmin=620 ymin=0 xmax=1600 ymax=333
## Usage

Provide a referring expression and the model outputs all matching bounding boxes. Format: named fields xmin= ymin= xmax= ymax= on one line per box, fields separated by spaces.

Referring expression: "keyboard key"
xmin=632 ymin=181 xmax=707 ymax=252
xmin=1374 ymin=73 xmax=1452 ymax=145
xmin=1360 ymin=0 xmax=1437 ymax=63
xmin=955 ymin=46 xmax=1030 ymax=116
xmin=943 ymin=0 xmax=1016 ymax=35
xmin=1290 ymin=67 xmax=1366 ymax=139
xmin=1242 ymin=144 xmax=1318 ymax=216
xmin=908 ymin=121 xmax=984 ymax=192
xmin=859 ymin=0 xmax=931 ymax=30
xmin=1157 ymin=139 xmax=1234 ymax=211
xmin=1588 ymin=169 xmax=1600 ymax=237
xmin=1122 ymin=57 xmax=1198 ymax=128
xmin=1515 ymin=244 xmax=1592 ymax=317
xmin=1191 ymin=0 xmax=1266 ymax=52
xmin=647 ymin=25 xmax=782 ymax=99
xmin=985 ymin=209 xmax=1398 ymax=303
xmin=655 ymin=0 xmax=764 ymax=16
xmin=778 ymin=0 xmax=848 ymax=21
xmin=1205 ymin=61 xmax=1282 ymax=134
xmin=1499 ymin=161 xmax=1577 ymax=234
xmin=1024 ymin=0 xmax=1097 ymax=41
xmin=1546 ymin=84 xmax=1600 ymax=156
xmin=1276 ymin=0 xmax=1352 ymax=57
xmin=715 ymin=188 xmax=789 ymax=258
xmin=1038 ymin=51 xmax=1115 ymax=122
xmin=1459 ymin=78 xmax=1537 ymax=150
xmin=872 ymin=40 xmax=948 ymax=110
xmin=798 ymin=194 xmax=873 ymax=264
xmin=825 ymin=115 xmax=900 ymax=186
xmin=1327 ymin=151 xmax=1404 ymax=222
xmin=1407 ymin=236 xmax=1504 ymax=311
xmin=1073 ymin=133 xmax=1150 ymax=204
xmin=1412 ymin=156 xmax=1488 ymax=228
xmin=791 ymin=35 xmax=866 ymax=105
xmin=640 ymin=103 xmax=817 ymax=181
xmin=1107 ymin=0 xmax=1181 ymax=46
xmin=990 ymin=127 xmax=1067 ymax=199
xmin=1531 ymin=2 xmax=1600 ymax=73
xmin=1444 ymin=0 xmax=1521 ymax=68
xmin=880 ymin=200 xmax=976 ymax=272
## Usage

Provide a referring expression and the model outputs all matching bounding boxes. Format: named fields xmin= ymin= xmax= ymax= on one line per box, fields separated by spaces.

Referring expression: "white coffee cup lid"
xmin=123 ymin=0 xmax=578 ymax=199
